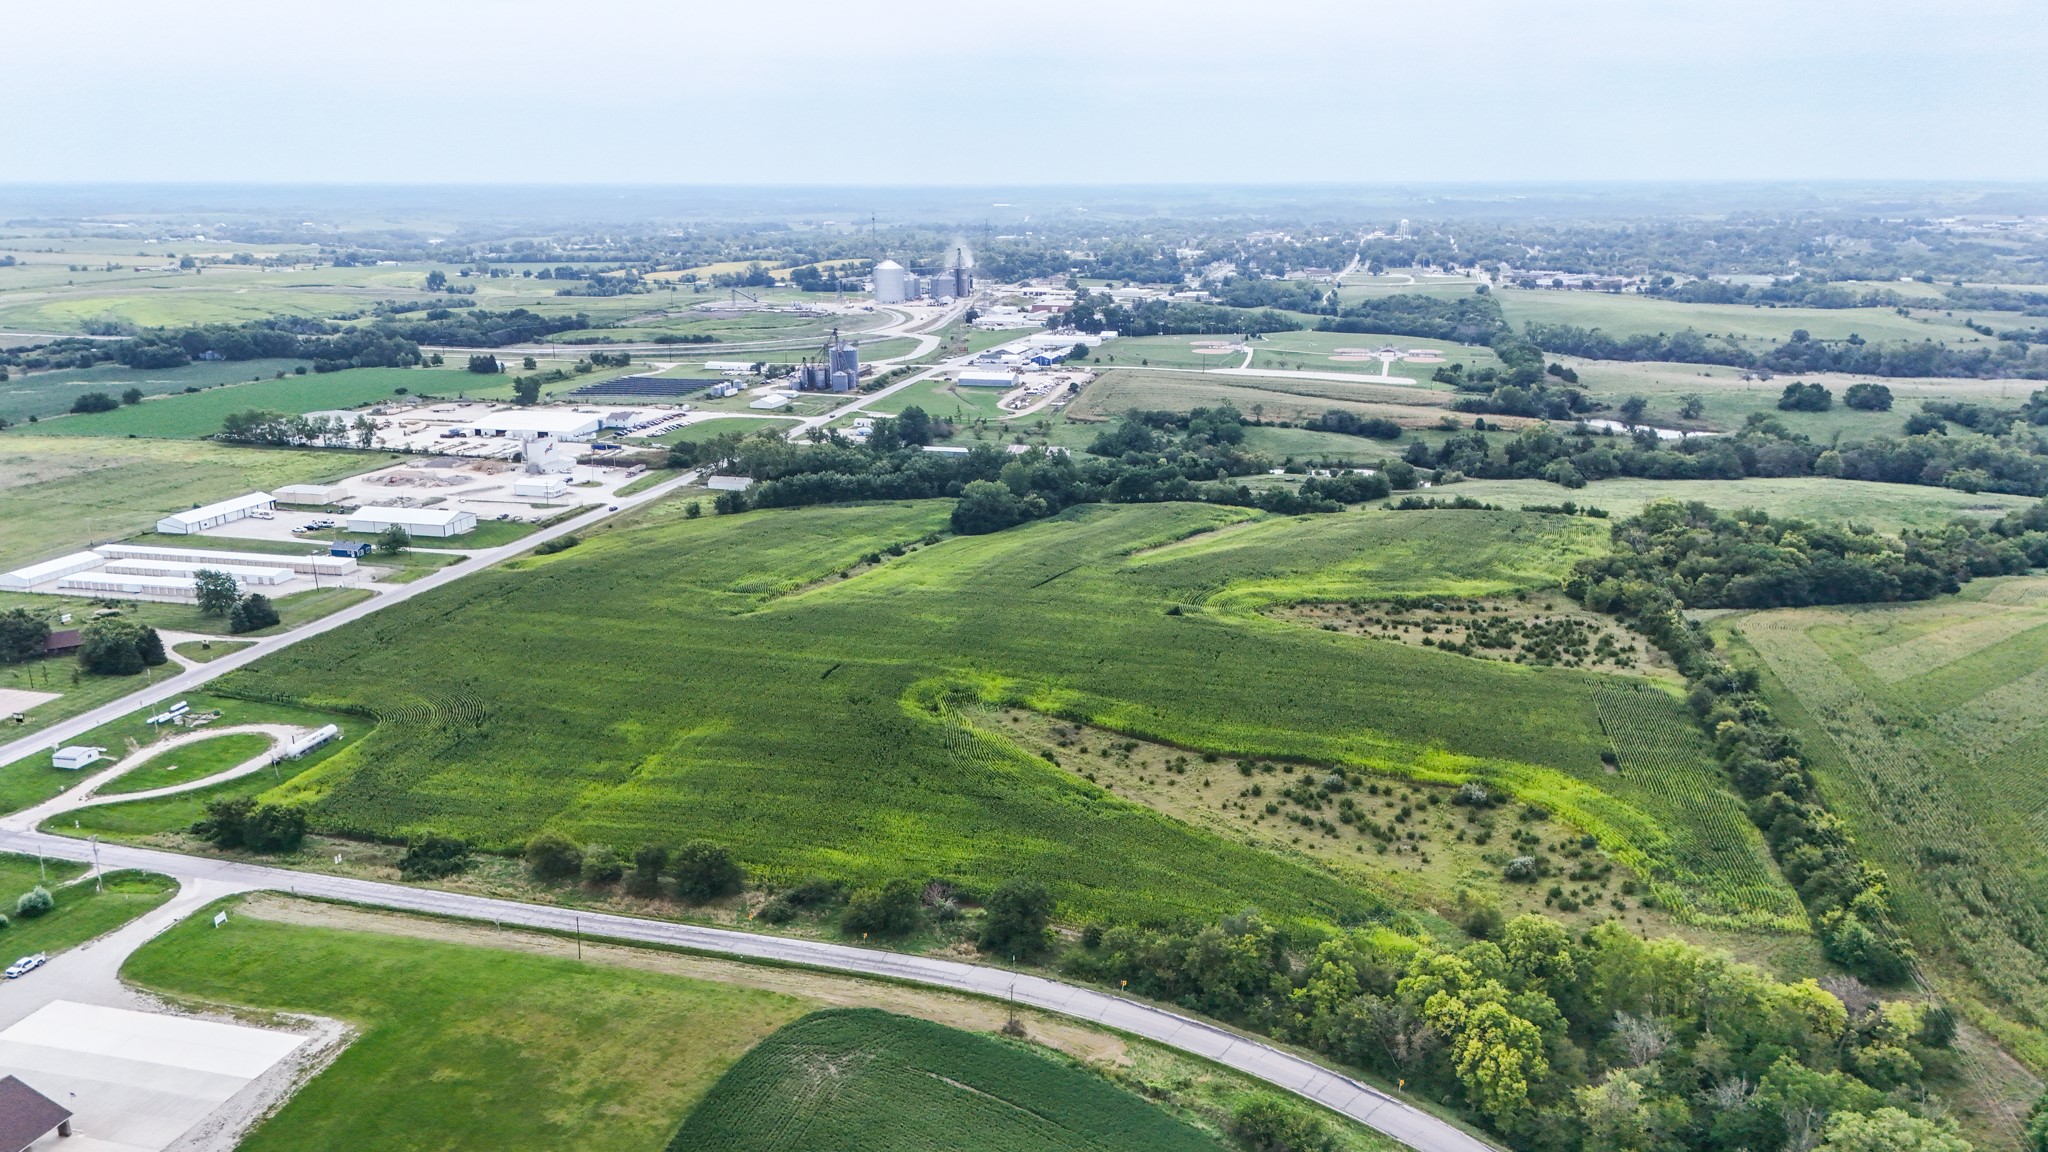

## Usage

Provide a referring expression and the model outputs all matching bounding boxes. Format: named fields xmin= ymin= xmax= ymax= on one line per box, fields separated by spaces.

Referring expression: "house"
xmin=0 ymin=1075 xmax=72 ymax=1147
xmin=329 ymin=541 xmax=371 ymax=559
xmin=40 ymin=630 xmax=81 ymax=657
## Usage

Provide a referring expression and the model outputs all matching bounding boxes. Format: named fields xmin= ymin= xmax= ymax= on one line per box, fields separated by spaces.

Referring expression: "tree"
xmin=672 ymin=841 xmax=743 ymax=902
xmin=951 ymin=480 xmax=1033 ymax=535
xmin=466 ymin=354 xmax=500 ymax=375
xmin=70 ymin=392 xmax=118 ymax=414
xmin=1778 ymin=381 xmax=1833 ymax=412
xmin=521 ymin=356 xmax=537 ymax=370
xmin=841 ymin=879 xmax=923 ymax=937
xmin=193 ymin=569 xmax=239 ymax=617
xmin=228 ymin=594 xmax=280 ymax=634
xmin=376 ymin=525 xmax=412 ymax=555
xmin=13 ymin=887 xmax=52 ymax=919
xmin=0 ymin=608 xmax=51 ymax=665
xmin=193 ymin=797 xmax=305 ymax=852
xmin=524 ymin=832 xmax=582 ymax=881
xmin=511 ymin=376 xmax=541 ymax=406
xmin=424 ymin=270 xmax=448 ymax=292
xmin=580 ymin=844 xmax=624 ymax=887
xmin=978 ymin=878 xmax=1053 ymax=957
xmin=352 ymin=415 xmax=378 ymax=449
xmin=1818 ymin=1107 xmax=1969 ymax=1152
xmin=1843 ymin=382 xmax=1894 ymax=411
xmin=1677 ymin=393 xmax=1706 ymax=420
xmin=895 ymin=405 xmax=934 ymax=446
xmin=136 ymin=625 xmax=166 ymax=667
xmin=78 ymin=617 xmax=157 ymax=675
xmin=1617 ymin=395 xmax=1649 ymax=424
xmin=120 ymin=387 xmax=143 ymax=405
xmin=626 ymin=844 xmax=668 ymax=897
xmin=397 ymin=835 xmax=470 ymax=880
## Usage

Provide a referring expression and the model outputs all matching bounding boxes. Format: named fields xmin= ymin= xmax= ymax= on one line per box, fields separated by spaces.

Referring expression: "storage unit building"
xmin=101 ymin=560 xmax=291 ymax=586
xmin=56 ymin=573 xmax=198 ymax=602
xmin=0 ymin=552 xmax=106 ymax=590
xmin=956 ymin=370 xmax=1019 ymax=388
xmin=345 ymin=506 xmax=478 ymax=538
xmin=94 ymin=543 xmax=356 ymax=578
xmin=155 ymin=492 xmax=274 ymax=535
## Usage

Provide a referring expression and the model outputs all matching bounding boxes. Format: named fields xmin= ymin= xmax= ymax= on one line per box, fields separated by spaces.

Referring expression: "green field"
xmin=1719 ymin=576 xmax=2048 ymax=1059
xmin=0 ymin=358 xmax=309 ymax=424
xmin=173 ymin=638 xmax=255 ymax=663
xmin=670 ymin=1009 xmax=1223 ymax=1152
xmin=0 ymin=854 xmax=174 ymax=957
xmin=22 ymin=366 xmax=483 ymax=439
xmin=207 ymin=497 xmax=1793 ymax=931
xmin=93 ymin=731 xmax=274 ymax=796
xmin=122 ymin=904 xmax=810 ymax=1152
xmin=1494 ymin=286 xmax=1983 ymax=348
xmin=0 ymin=435 xmax=382 ymax=570
xmin=1453 ymin=476 xmax=2038 ymax=532
xmin=1065 ymin=368 xmax=1451 ymax=426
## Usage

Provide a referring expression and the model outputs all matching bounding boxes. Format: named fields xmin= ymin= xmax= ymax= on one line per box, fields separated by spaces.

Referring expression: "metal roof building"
xmin=345 ymin=506 xmax=479 ymax=538
xmin=155 ymin=492 xmax=274 ymax=535
xmin=0 ymin=551 xmax=105 ymax=590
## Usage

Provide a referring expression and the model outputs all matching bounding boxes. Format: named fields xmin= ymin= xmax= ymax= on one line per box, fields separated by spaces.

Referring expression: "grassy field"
xmin=670 ymin=1009 xmax=1223 ymax=1152
xmin=1453 ymin=476 xmax=2038 ymax=532
xmin=1494 ymin=286 xmax=1984 ymax=347
xmin=1718 ymin=577 xmax=2048 ymax=1061
xmin=93 ymin=731 xmax=274 ymax=796
xmin=0 ymin=358 xmax=309 ymax=424
xmin=12 ymin=692 xmax=364 ymax=829
xmin=0 ymin=854 xmax=174 ymax=957
xmin=1065 ymin=368 xmax=1452 ymax=425
xmin=23 ymin=366 xmax=483 ymax=439
xmin=172 ymin=638 xmax=255 ymax=663
xmin=122 ymin=906 xmax=810 ymax=1152
xmin=205 ymin=497 xmax=1793 ymax=932
xmin=0 ymin=435 xmax=384 ymax=570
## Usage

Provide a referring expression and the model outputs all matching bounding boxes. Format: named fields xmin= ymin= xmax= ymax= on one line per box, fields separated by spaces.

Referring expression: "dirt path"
xmin=3 ymin=723 xmax=303 ymax=832
xmin=234 ymin=894 xmax=1130 ymax=1065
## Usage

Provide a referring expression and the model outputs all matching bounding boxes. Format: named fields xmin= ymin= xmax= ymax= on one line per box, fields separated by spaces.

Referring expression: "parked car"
xmin=608 ymin=505 xmax=619 ymax=511
xmin=5 ymin=953 xmax=48 ymax=979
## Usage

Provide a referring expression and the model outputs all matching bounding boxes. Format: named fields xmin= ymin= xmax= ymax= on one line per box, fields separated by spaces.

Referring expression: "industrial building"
xmin=957 ymin=369 xmax=1021 ymax=388
xmin=94 ymin=543 xmax=357 ymax=578
xmin=512 ymin=476 xmax=568 ymax=500
xmin=155 ymin=491 xmax=274 ymax=535
xmin=457 ymin=410 xmax=601 ymax=442
xmin=0 ymin=551 xmax=105 ymax=591
xmin=274 ymin=483 xmax=351 ymax=506
xmin=797 ymin=329 xmax=861 ymax=392
xmin=345 ymin=506 xmax=479 ymax=538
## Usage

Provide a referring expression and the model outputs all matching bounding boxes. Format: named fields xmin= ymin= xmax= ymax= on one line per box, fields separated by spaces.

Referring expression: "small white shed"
xmin=52 ymin=746 xmax=103 ymax=770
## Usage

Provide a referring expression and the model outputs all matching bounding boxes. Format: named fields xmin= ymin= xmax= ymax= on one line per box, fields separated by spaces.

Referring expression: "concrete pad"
xmin=0 ymin=1002 xmax=303 ymax=1152
xmin=0 ymin=689 xmax=61 ymax=715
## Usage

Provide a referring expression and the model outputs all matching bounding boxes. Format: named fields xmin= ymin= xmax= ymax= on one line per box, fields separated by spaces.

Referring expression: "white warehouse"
xmin=156 ymin=492 xmax=274 ymax=535
xmin=346 ymin=506 xmax=478 ymax=538
xmin=274 ymin=483 xmax=351 ymax=506
xmin=94 ymin=543 xmax=356 ymax=578
xmin=512 ymin=477 xmax=568 ymax=500
xmin=0 ymin=551 xmax=105 ymax=591
xmin=459 ymin=410 xmax=601 ymax=442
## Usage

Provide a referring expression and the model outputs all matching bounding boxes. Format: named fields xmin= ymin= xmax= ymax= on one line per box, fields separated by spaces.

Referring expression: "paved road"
xmin=0 ymin=825 xmax=1492 ymax=1152
xmin=0 ymin=468 xmax=702 ymax=771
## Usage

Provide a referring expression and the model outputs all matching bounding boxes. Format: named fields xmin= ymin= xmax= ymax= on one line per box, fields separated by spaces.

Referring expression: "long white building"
xmin=155 ymin=492 xmax=274 ymax=535
xmin=56 ymin=572 xmax=198 ymax=603
xmin=346 ymin=506 xmax=478 ymax=538
xmin=94 ymin=543 xmax=357 ymax=578
xmin=101 ymin=560 xmax=291 ymax=586
xmin=0 ymin=552 xmax=105 ymax=590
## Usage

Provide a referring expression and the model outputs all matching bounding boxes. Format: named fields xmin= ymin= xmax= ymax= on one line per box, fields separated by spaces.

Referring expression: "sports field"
xmin=1720 ymin=576 xmax=2048 ymax=1059
xmin=0 ymin=435 xmax=378 ymax=570
xmin=201 ymin=498 xmax=1794 ymax=932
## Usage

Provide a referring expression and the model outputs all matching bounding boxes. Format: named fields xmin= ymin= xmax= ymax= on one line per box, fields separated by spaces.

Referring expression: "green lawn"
xmin=0 ymin=855 xmax=175 ymax=957
xmin=122 ymin=906 xmax=809 ymax=1152
xmin=670 ymin=1009 xmax=1223 ymax=1152
xmin=94 ymin=731 xmax=275 ymax=796
xmin=1452 ymin=476 xmax=2037 ymax=532
xmin=173 ymin=639 xmax=255 ymax=663
xmin=1494 ymin=286 xmax=1982 ymax=348
xmin=25 ymin=367 xmax=482 ymax=439
xmin=0 ymin=435 xmax=384 ymax=571
xmin=0 ymin=358 xmax=307 ymax=424
xmin=211 ymin=498 xmax=1792 ymax=932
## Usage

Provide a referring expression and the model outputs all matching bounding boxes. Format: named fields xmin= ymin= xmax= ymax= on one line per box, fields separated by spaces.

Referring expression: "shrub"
xmin=534 ymin=534 xmax=580 ymax=555
xmin=1777 ymin=381 xmax=1833 ymax=412
xmin=580 ymin=844 xmax=624 ymax=887
xmin=625 ymin=844 xmax=668 ymax=897
xmin=78 ymin=617 xmax=164 ymax=676
xmin=842 ymin=878 xmax=923 ymax=937
xmin=70 ymin=392 xmax=118 ymax=414
xmin=758 ymin=878 xmax=844 ymax=923
xmin=397 ymin=835 xmax=471 ymax=880
xmin=14 ymin=887 xmax=52 ymax=919
xmin=1227 ymin=1094 xmax=1334 ymax=1152
xmin=228 ymin=593 xmax=280 ymax=634
xmin=978 ymin=878 xmax=1053 ymax=957
xmin=524 ymin=831 xmax=583 ymax=882
xmin=1504 ymin=855 xmax=1542 ymax=882
xmin=672 ymin=841 xmax=743 ymax=903
xmin=190 ymin=796 xmax=303 ymax=852
xmin=1843 ymin=382 xmax=1894 ymax=411
xmin=1463 ymin=904 xmax=1505 ymax=940
xmin=376 ymin=525 xmax=412 ymax=555
xmin=120 ymin=387 xmax=143 ymax=405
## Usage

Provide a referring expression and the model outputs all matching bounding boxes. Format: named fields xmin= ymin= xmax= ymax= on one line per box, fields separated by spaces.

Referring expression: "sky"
xmin=8 ymin=0 xmax=2048 ymax=185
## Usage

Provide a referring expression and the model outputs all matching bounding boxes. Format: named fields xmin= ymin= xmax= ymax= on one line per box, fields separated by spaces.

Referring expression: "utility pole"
xmin=90 ymin=836 xmax=102 ymax=893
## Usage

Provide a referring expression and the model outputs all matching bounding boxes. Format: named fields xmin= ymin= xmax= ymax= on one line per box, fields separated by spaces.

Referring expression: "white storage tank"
xmin=872 ymin=260 xmax=907 ymax=304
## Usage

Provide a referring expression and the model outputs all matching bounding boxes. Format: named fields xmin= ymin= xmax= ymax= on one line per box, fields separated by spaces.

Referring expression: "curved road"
xmin=0 ymin=822 xmax=1492 ymax=1152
